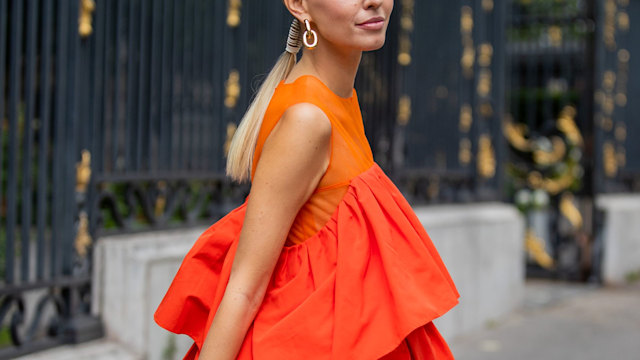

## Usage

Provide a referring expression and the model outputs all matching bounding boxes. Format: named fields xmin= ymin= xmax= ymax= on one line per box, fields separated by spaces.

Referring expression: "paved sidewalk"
xmin=449 ymin=279 xmax=640 ymax=360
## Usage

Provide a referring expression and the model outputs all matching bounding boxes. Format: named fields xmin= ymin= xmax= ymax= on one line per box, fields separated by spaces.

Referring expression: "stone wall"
xmin=415 ymin=203 xmax=526 ymax=340
xmin=596 ymin=193 xmax=640 ymax=285
xmin=92 ymin=228 xmax=204 ymax=360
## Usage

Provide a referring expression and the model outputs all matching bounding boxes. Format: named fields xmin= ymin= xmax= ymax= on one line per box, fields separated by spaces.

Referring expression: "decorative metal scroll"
xmin=95 ymin=178 xmax=248 ymax=236
xmin=505 ymin=0 xmax=601 ymax=281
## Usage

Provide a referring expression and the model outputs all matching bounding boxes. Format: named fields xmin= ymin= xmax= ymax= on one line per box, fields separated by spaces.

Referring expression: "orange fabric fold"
xmin=153 ymin=162 xmax=460 ymax=359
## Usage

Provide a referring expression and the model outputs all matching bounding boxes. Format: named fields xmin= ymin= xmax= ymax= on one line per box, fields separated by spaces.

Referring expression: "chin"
xmin=360 ymin=37 xmax=387 ymax=51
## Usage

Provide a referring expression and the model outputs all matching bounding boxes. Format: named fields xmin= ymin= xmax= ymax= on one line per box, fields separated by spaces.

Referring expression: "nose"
xmin=363 ymin=0 xmax=384 ymax=10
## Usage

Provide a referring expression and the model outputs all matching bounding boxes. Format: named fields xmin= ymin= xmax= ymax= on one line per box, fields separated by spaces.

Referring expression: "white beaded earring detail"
xmin=285 ymin=18 xmax=302 ymax=54
xmin=303 ymin=19 xmax=318 ymax=49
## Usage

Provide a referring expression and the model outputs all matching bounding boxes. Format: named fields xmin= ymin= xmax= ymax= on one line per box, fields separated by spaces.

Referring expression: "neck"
xmin=289 ymin=40 xmax=362 ymax=98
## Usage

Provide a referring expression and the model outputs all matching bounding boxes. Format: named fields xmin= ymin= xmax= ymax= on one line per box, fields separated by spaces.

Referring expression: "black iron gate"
xmin=594 ymin=0 xmax=639 ymax=193
xmin=506 ymin=0 xmax=638 ymax=281
xmin=505 ymin=0 xmax=599 ymax=280
xmin=386 ymin=0 xmax=508 ymax=205
xmin=0 ymin=0 xmax=507 ymax=355
xmin=4 ymin=0 xmax=636 ymax=356
xmin=0 ymin=0 xmax=102 ymax=357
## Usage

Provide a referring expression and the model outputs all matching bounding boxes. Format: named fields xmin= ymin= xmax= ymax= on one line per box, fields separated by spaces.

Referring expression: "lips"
xmin=356 ymin=16 xmax=385 ymax=30
xmin=357 ymin=16 xmax=385 ymax=26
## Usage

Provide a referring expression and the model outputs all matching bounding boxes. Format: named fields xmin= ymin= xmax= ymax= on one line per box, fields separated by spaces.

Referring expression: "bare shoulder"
xmin=259 ymin=102 xmax=332 ymax=169
xmin=253 ymin=102 xmax=331 ymax=199
xmin=277 ymin=102 xmax=332 ymax=141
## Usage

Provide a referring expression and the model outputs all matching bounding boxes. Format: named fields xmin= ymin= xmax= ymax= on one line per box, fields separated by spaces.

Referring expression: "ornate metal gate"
xmin=505 ymin=0 xmax=638 ymax=281
xmin=0 ymin=0 xmax=102 ymax=357
xmin=594 ymin=0 xmax=639 ymax=193
xmin=0 ymin=1 xmax=508 ymax=355
xmin=388 ymin=0 xmax=507 ymax=204
xmin=5 ymin=0 xmax=635 ymax=356
xmin=505 ymin=0 xmax=599 ymax=280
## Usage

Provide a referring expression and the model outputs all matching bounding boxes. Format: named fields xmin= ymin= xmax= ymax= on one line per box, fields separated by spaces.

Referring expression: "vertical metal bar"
xmin=6 ymin=0 xmax=24 ymax=284
xmin=508 ymin=0 xmax=517 ymax=133
xmin=89 ymin=0 xmax=107 ymax=238
xmin=584 ymin=0 xmax=600 ymax=279
xmin=178 ymin=0 xmax=186 ymax=171
xmin=212 ymin=0 xmax=224 ymax=172
xmin=524 ymin=10 xmax=537 ymax=130
xmin=137 ymin=0 xmax=150 ymax=171
xmin=190 ymin=0 xmax=199 ymax=171
xmin=182 ymin=0 xmax=194 ymax=170
xmin=194 ymin=0 xmax=205 ymax=171
xmin=143 ymin=0 xmax=153 ymax=172
xmin=201 ymin=0 xmax=212 ymax=171
xmin=21 ymin=0 xmax=39 ymax=283
xmin=113 ymin=0 xmax=124 ymax=173
xmin=103 ymin=0 xmax=113 ymax=173
xmin=237 ymin=0 xmax=249 ymax=117
xmin=584 ymin=0 xmax=597 ymax=197
xmin=160 ymin=0 xmax=174 ymax=172
xmin=196 ymin=0 xmax=206 ymax=171
xmin=93 ymin=0 xmax=107 ymax=175
xmin=37 ymin=0 xmax=53 ymax=281
xmin=63 ymin=0 xmax=80 ymax=276
xmin=188 ymin=0 xmax=197 ymax=171
xmin=125 ymin=0 xmax=138 ymax=172
xmin=0 ymin=0 xmax=7 ymax=282
xmin=541 ymin=24 xmax=553 ymax=130
xmin=148 ymin=0 xmax=163 ymax=172
xmin=189 ymin=0 xmax=199 ymax=171
xmin=77 ymin=4 xmax=93 ymax=163
xmin=52 ymin=0 xmax=69 ymax=278
xmin=171 ymin=0 xmax=183 ymax=171
xmin=494 ymin=0 xmax=507 ymax=201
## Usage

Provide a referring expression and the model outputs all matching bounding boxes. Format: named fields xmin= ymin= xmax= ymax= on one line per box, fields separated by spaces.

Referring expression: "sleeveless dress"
xmin=153 ymin=75 xmax=460 ymax=360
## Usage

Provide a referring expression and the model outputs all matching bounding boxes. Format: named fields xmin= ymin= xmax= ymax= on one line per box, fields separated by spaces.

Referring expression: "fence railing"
xmin=384 ymin=0 xmax=508 ymax=204
xmin=505 ymin=0 xmax=638 ymax=281
xmin=84 ymin=0 xmax=509 ymax=239
xmin=594 ymin=0 xmax=639 ymax=193
xmin=505 ymin=0 xmax=599 ymax=280
xmin=0 ymin=0 xmax=102 ymax=357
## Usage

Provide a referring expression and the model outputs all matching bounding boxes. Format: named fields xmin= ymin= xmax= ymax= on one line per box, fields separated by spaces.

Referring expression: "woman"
xmin=154 ymin=0 xmax=460 ymax=359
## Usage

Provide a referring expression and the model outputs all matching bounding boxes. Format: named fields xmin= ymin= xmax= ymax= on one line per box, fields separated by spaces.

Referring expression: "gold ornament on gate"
xmin=78 ymin=0 xmax=96 ymax=38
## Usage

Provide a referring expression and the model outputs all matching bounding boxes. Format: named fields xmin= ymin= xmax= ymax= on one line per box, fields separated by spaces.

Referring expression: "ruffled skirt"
xmin=154 ymin=163 xmax=459 ymax=359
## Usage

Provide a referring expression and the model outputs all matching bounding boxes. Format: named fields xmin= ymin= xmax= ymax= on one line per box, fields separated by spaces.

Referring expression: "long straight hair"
xmin=225 ymin=19 xmax=302 ymax=183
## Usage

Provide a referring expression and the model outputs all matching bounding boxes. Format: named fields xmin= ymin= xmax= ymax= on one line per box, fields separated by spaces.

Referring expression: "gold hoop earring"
xmin=303 ymin=19 xmax=318 ymax=49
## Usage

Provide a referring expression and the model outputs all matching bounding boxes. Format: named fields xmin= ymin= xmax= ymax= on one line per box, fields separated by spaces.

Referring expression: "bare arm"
xmin=198 ymin=103 xmax=332 ymax=360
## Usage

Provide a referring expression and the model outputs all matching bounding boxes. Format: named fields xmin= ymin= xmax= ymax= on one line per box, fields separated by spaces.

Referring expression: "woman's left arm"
xmin=198 ymin=103 xmax=332 ymax=360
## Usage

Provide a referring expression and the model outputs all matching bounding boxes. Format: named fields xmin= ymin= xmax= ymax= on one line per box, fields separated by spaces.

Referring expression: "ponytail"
xmin=225 ymin=19 xmax=302 ymax=183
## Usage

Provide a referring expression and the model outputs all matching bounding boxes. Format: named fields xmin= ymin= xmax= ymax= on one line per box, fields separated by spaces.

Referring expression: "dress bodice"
xmin=251 ymin=75 xmax=374 ymax=245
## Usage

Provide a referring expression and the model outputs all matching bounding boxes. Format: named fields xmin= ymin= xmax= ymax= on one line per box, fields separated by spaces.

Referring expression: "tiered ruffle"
xmin=154 ymin=163 xmax=459 ymax=359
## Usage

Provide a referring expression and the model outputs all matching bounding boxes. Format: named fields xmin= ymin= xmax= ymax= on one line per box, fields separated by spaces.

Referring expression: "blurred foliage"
xmin=508 ymin=0 xmax=589 ymax=43
xmin=162 ymin=333 xmax=177 ymax=360
xmin=626 ymin=270 xmax=640 ymax=284
xmin=514 ymin=0 xmax=582 ymax=16
xmin=0 ymin=326 xmax=11 ymax=348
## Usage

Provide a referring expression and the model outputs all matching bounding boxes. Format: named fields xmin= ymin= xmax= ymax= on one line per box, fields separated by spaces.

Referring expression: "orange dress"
xmin=153 ymin=75 xmax=460 ymax=359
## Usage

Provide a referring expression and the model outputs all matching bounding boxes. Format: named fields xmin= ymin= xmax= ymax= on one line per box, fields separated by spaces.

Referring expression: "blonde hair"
xmin=225 ymin=19 xmax=303 ymax=183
